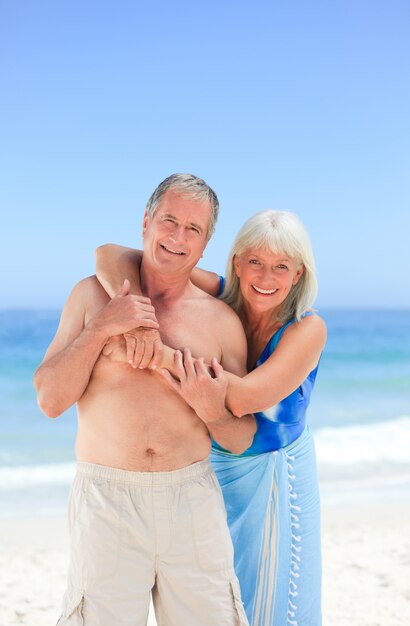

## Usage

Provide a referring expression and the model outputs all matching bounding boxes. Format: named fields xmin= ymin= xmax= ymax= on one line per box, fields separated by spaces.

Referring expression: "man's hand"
xmin=101 ymin=329 xmax=164 ymax=369
xmin=123 ymin=328 xmax=164 ymax=369
xmin=90 ymin=280 xmax=159 ymax=339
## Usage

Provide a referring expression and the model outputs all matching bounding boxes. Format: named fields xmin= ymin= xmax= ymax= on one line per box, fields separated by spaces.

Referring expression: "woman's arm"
xmin=97 ymin=246 xmax=325 ymax=421
xmin=95 ymin=244 xmax=223 ymax=369
xmin=190 ymin=268 xmax=222 ymax=296
xmin=162 ymin=315 xmax=326 ymax=425
xmin=225 ymin=315 xmax=327 ymax=416
xmin=96 ymin=243 xmax=222 ymax=297
xmin=96 ymin=244 xmax=164 ymax=368
xmin=96 ymin=244 xmax=142 ymax=297
xmin=95 ymin=244 xmax=222 ymax=377
xmin=101 ymin=329 xmax=179 ymax=371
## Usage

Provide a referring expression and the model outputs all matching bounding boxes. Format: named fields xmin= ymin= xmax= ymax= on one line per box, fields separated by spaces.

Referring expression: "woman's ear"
xmin=293 ymin=264 xmax=304 ymax=285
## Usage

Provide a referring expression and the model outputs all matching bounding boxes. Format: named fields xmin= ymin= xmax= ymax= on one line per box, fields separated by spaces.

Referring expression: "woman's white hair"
xmin=222 ymin=210 xmax=318 ymax=323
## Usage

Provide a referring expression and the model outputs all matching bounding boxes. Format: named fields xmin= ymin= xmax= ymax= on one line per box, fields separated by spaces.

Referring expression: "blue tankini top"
xmin=213 ymin=277 xmax=319 ymax=456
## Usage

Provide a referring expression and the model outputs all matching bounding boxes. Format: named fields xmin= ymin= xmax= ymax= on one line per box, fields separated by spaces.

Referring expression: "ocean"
xmin=0 ymin=308 xmax=409 ymax=517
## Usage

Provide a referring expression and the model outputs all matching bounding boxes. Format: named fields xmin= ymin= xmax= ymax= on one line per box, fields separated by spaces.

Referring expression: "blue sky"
xmin=1 ymin=0 xmax=409 ymax=309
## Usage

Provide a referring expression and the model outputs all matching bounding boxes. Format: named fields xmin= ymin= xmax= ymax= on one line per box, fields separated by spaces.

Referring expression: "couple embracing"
xmin=35 ymin=173 xmax=326 ymax=626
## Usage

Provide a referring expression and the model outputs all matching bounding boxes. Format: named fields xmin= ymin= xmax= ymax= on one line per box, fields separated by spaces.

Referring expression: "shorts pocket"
xmin=56 ymin=588 xmax=84 ymax=625
xmin=230 ymin=578 xmax=249 ymax=626
xmin=70 ymin=479 xmax=122 ymax=581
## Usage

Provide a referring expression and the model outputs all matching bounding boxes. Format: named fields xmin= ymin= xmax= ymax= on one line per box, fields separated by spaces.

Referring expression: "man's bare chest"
xmin=156 ymin=305 xmax=222 ymax=362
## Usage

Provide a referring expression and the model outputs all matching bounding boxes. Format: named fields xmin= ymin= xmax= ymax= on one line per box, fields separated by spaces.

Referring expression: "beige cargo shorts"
xmin=57 ymin=459 xmax=248 ymax=626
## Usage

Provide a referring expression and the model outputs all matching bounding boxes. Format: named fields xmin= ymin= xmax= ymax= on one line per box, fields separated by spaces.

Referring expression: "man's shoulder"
xmin=64 ymin=275 xmax=109 ymax=325
xmin=75 ymin=274 xmax=103 ymax=290
xmin=212 ymin=297 xmax=242 ymax=324
xmin=68 ymin=275 xmax=108 ymax=306
xmin=192 ymin=284 xmax=240 ymax=318
xmin=193 ymin=287 xmax=245 ymax=338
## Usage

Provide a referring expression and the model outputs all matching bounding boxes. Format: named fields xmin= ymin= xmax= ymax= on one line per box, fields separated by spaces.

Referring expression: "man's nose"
xmin=170 ymin=224 xmax=186 ymax=242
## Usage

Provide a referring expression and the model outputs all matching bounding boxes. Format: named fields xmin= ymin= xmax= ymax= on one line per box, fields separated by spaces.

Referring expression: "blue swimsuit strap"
xmin=217 ymin=275 xmax=226 ymax=297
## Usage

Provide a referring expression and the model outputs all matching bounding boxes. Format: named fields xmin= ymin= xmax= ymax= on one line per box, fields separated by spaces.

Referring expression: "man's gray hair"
xmin=145 ymin=173 xmax=219 ymax=239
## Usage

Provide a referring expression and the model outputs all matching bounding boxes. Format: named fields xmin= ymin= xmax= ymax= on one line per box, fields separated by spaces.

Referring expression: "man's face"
xmin=142 ymin=189 xmax=212 ymax=275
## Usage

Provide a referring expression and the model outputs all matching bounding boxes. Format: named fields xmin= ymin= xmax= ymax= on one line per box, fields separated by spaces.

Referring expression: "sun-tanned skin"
xmin=34 ymin=190 xmax=256 ymax=471
xmin=96 ymin=244 xmax=326 ymax=419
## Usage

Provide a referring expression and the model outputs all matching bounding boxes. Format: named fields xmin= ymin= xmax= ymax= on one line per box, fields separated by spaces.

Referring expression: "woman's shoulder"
xmin=301 ymin=310 xmax=326 ymax=327
xmin=282 ymin=311 xmax=327 ymax=344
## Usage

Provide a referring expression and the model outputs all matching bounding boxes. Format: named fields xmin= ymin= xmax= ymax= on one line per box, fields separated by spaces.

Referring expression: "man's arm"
xmin=102 ymin=330 xmax=183 ymax=379
xmin=33 ymin=277 xmax=159 ymax=418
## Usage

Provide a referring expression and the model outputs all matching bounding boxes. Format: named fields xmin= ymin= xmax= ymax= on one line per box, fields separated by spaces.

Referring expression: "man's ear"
xmin=142 ymin=211 xmax=149 ymax=235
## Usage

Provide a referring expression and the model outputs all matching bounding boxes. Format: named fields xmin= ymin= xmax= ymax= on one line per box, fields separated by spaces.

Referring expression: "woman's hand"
xmin=160 ymin=348 xmax=229 ymax=424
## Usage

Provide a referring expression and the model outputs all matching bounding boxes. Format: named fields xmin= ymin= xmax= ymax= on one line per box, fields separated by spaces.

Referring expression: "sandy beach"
xmin=0 ymin=492 xmax=409 ymax=626
xmin=321 ymin=499 xmax=410 ymax=626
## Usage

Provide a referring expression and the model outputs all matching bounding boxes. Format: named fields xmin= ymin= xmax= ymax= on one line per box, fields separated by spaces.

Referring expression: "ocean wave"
xmin=1 ymin=417 xmax=410 ymax=490
xmin=314 ymin=415 xmax=410 ymax=482
xmin=314 ymin=415 xmax=410 ymax=465
xmin=0 ymin=462 xmax=76 ymax=490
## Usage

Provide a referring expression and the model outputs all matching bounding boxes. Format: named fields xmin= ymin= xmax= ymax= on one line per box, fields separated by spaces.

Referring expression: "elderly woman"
xmin=96 ymin=209 xmax=326 ymax=626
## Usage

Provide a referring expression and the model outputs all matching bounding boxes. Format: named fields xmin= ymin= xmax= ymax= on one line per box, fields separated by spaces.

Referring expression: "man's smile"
xmin=160 ymin=244 xmax=187 ymax=255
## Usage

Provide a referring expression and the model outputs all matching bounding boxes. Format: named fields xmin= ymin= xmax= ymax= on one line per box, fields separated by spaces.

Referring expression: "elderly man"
xmin=34 ymin=174 xmax=255 ymax=626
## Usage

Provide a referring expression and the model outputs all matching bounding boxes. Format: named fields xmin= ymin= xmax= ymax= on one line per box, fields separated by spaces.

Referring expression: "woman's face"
xmin=234 ymin=247 xmax=304 ymax=315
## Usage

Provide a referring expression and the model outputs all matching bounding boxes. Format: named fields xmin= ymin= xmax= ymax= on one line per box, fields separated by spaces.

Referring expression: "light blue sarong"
xmin=211 ymin=305 xmax=322 ymax=625
xmin=211 ymin=427 xmax=321 ymax=626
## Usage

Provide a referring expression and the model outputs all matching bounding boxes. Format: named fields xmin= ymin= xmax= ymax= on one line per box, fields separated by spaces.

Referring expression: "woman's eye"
xmin=249 ymin=259 xmax=260 ymax=265
xmin=277 ymin=264 xmax=288 ymax=271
